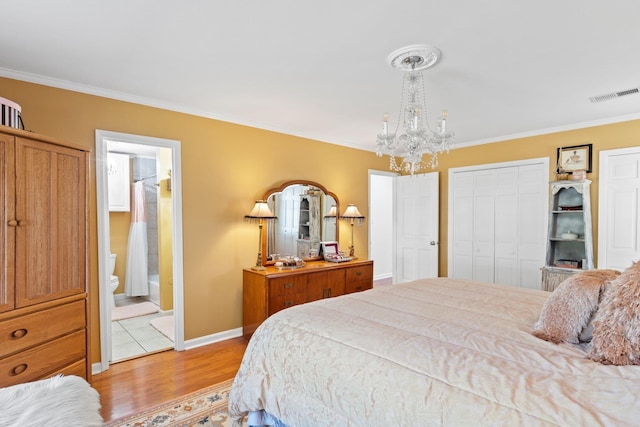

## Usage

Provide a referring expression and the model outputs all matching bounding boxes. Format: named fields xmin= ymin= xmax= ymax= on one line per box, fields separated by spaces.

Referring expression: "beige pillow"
xmin=589 ymin=261 xmax=640 ymax=365
xmin=532 ymin=269 xmax=620 ymax=344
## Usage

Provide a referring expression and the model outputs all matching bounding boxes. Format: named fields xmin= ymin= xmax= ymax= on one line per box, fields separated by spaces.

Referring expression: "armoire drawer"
xmin=0 ymin=300 xmax=86 ymax=358
xmin=0 ymin=329 xmax=86 ymax=387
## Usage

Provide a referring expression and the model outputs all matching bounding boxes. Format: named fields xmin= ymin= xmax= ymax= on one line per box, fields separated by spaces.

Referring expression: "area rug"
xmin=150 ymin=314 xmax=175 ymax=341
xmin=112 ymin=302 xmax=159 ymax=321
xmin=106 ymin=378 xmax=246 ymax=426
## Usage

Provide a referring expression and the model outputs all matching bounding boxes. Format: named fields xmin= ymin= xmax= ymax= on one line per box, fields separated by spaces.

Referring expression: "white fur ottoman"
xmin=0 ymin=375 xmax=103 ymax=427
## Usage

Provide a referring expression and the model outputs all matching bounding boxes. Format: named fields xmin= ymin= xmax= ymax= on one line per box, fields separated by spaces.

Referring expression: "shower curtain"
xmin=125 ymin=180 xmax=149 ymax=296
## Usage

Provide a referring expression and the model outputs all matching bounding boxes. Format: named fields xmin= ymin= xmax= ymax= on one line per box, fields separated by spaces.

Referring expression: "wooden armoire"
xmin=0 ymin=125 xmax=90 ymax=387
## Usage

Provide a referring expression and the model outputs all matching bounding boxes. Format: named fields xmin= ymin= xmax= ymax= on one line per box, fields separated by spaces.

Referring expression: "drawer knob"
xmin=284 ymin=301 xmax=293 ymax=307
xmin=283 ymin=283 xmax=294 ymax=289
xmin=355 ymin=271 xmax=362 ymax=276
xmin=10 ymin=328 xmax=28 ymax=339
xmin=10 ymin=363 xmax=27 ymax=376
xmin=355 ymin=286 xmax=363 ymax=290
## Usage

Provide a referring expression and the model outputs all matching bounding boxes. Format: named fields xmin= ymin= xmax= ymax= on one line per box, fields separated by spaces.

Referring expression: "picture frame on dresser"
xmin=557 ymin=143 xmax=592 ymax=173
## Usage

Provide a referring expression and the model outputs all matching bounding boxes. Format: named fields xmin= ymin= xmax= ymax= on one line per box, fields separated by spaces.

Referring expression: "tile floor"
xmin=112 ymin=296 xmax=174 ymax=362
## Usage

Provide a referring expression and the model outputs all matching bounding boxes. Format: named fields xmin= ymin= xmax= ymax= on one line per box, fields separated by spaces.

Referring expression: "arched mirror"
xmin=261 ymin=180 xmax=339 ymax=266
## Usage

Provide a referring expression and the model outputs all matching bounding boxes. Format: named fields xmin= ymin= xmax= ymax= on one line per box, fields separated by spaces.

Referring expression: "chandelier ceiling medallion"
xmin=376 ymin=44 xmax=455 ymax=175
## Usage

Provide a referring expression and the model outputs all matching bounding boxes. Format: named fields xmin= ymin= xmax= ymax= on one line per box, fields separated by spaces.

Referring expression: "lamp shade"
xmin=340 ymin=204 xmax=365 ymax=219
xmin=244 ymin=200 xmax=276 ymax=222
xmin=324 ymin=204 xmax=337 ymax=218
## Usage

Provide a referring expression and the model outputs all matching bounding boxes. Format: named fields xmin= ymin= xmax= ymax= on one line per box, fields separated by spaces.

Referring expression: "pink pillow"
xmin=589 ymin=261 xmax=640 ymax=365
xmin=532 ymin=269 xmax=620 ymax=344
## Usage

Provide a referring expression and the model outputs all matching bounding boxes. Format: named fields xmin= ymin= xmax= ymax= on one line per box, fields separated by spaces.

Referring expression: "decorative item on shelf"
xmin=340 ymin=204 xmax=365 ymax=257
xmin=0 ymin=96 xmax=24 ymax=129
xmin=375 ymin=44 xmax=455 ymax=175
xmin=560 ymin=230 xmax=579 ymax=240
xmin=244 ymin=200 xmax=277 ymax=271
xmin=570 ymin=170 xmax=587 ymax=180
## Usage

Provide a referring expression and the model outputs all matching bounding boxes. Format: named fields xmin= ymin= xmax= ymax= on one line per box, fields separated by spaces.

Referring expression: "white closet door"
xmin=448 ymin=158 xmax=548 ymax=288
xmin=473 ymin=170 xmax=497 ymax=283
xmin=451 ymin=172 xmax=474 ymax=280
xmin=494 ymin=168 xmax=519 ymax=285
xmin=599 ymin=149 xmax=640 ymax=271
xmin=517 ymin=164 xmax=548 ymax=288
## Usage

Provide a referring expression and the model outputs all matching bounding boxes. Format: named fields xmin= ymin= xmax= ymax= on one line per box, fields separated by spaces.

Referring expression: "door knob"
xmin=430 ymin=241 xmax=437 ymax=246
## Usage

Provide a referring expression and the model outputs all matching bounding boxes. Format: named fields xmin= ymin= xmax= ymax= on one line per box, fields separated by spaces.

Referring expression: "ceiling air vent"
xmin=589 ymin=87 xmax=640 ymax=103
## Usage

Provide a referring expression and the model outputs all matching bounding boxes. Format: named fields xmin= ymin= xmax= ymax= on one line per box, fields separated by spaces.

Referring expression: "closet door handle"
xmin=7 ymin=220 xmax=23 ymax=227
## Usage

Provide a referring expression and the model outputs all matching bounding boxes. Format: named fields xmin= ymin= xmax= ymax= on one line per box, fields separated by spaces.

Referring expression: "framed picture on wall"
xmin=557 ymin=143 xmax=592 ymax=173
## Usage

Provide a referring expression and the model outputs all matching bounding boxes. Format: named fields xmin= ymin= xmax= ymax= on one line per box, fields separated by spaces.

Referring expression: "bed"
xmin=229 ymin=277 xmax=640 ymax=426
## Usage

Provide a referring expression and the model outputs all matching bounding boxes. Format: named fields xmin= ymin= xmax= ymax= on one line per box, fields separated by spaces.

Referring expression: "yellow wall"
xmin=0 ymin=77 xmax=387 ymax=365
xmin=3 ymin=76 xmax=639 ymax=366
xmin=108 ymin=211 xmax=130 ymax=293
xmin=158 ymin=149 xmax=173 ymax=311
xmin=433 ymin=120 xmax=640 ymax=276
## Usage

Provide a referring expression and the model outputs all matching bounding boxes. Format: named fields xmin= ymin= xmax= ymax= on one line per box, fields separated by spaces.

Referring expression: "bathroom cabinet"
xmin=0 ymin=125 xmax=89 ymax=386
xmin=242 ymin=259 xmax=373 ymax=338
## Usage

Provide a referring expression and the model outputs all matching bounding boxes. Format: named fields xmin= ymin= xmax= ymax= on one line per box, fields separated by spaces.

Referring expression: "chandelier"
xmin=376 ymin=45 xmax=455 ymax=175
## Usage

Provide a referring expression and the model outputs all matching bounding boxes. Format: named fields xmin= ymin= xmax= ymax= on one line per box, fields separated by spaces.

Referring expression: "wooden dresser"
xmin=243 ymin=259 xmax=373 ymax=338
xmin=0 ymin=125 xmax=89 ymax=387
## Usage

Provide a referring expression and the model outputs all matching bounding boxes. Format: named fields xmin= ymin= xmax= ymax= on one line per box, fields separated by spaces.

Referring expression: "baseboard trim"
xmin=91 ymin=327 xmax=244 ymax=375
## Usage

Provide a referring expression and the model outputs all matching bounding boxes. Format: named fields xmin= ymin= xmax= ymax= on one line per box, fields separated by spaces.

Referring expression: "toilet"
xmin=109 ymin=253 xmax=120 ymax=310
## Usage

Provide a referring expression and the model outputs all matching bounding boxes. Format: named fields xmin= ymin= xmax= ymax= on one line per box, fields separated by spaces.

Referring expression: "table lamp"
xmin=244 ymin=200 xmax=277 ymax=271
xmin=340 ymin=204 xmax=365 ymax=257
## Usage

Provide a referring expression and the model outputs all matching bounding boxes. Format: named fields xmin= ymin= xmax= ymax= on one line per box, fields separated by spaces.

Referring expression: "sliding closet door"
xmin=450 ymin=172 xmax=474 ymax=279
xmin=472 ymin=170 xmax=497 ymax=283
xmin=448 ymin=159 xmax=548 ymax=288
xmin=494 ymin=168 xmax=519 ymax=285
xmin=516 ymin=164 xmax=548 ymax=288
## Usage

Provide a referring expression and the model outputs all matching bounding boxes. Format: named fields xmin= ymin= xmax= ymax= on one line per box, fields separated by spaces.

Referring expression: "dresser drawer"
xmin=346 ymin=264 xmax=373 ymax=283
xmin=0 ymin=329 xmax=86 ymax=387
xmin=268 ymin=275 xmax=307 ymax=298
xmin=269 ymin=292 xmax=306 ymax=315
xmin=0 ymin=300 xmax=86 ymax=359
xmin=345 ymin=280 xmax=371 ymax=294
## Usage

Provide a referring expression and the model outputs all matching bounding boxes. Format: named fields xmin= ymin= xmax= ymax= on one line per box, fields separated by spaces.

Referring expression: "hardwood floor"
xmin=92 ymin=337 xmax=249 ymax=423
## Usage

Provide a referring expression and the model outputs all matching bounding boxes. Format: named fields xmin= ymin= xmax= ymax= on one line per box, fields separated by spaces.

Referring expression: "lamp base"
xmin=349 ymin=245 xmax=355 ymax=257
xmin=251 ymin=265 xmax=266 ymax=271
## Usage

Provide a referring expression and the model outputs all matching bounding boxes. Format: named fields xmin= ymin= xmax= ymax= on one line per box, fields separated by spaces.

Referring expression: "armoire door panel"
xmin=14 ymin=138 xmax=86 ymax=307
xmin=0 ymin=134 xmax=15 ymax=313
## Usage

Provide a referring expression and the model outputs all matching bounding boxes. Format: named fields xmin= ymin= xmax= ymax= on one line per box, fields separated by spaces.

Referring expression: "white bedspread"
xmin=229 ymin=277 xmax=640 ymax=426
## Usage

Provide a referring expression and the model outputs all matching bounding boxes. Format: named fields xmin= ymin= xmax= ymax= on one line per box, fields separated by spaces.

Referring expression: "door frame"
xmin=95 ymin=130 xmax=185 ymax=373
xmin=368 ymin=169 xmax=397 ymax=281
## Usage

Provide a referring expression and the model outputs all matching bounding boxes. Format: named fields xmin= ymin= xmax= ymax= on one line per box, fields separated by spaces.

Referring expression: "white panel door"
xmin=599 ymin=149 xmax=640 ymax=271
xmin=394 ymin=172 xmax=439 ymax=283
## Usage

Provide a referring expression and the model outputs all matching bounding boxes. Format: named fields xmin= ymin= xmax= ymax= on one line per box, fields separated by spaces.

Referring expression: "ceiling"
xmin=1 ymin=1 xmax=640 ymax=152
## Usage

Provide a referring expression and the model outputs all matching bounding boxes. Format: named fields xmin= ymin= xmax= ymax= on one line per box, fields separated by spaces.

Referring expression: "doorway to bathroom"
xmin=96 ymin=130 xmax=185 ymax=372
